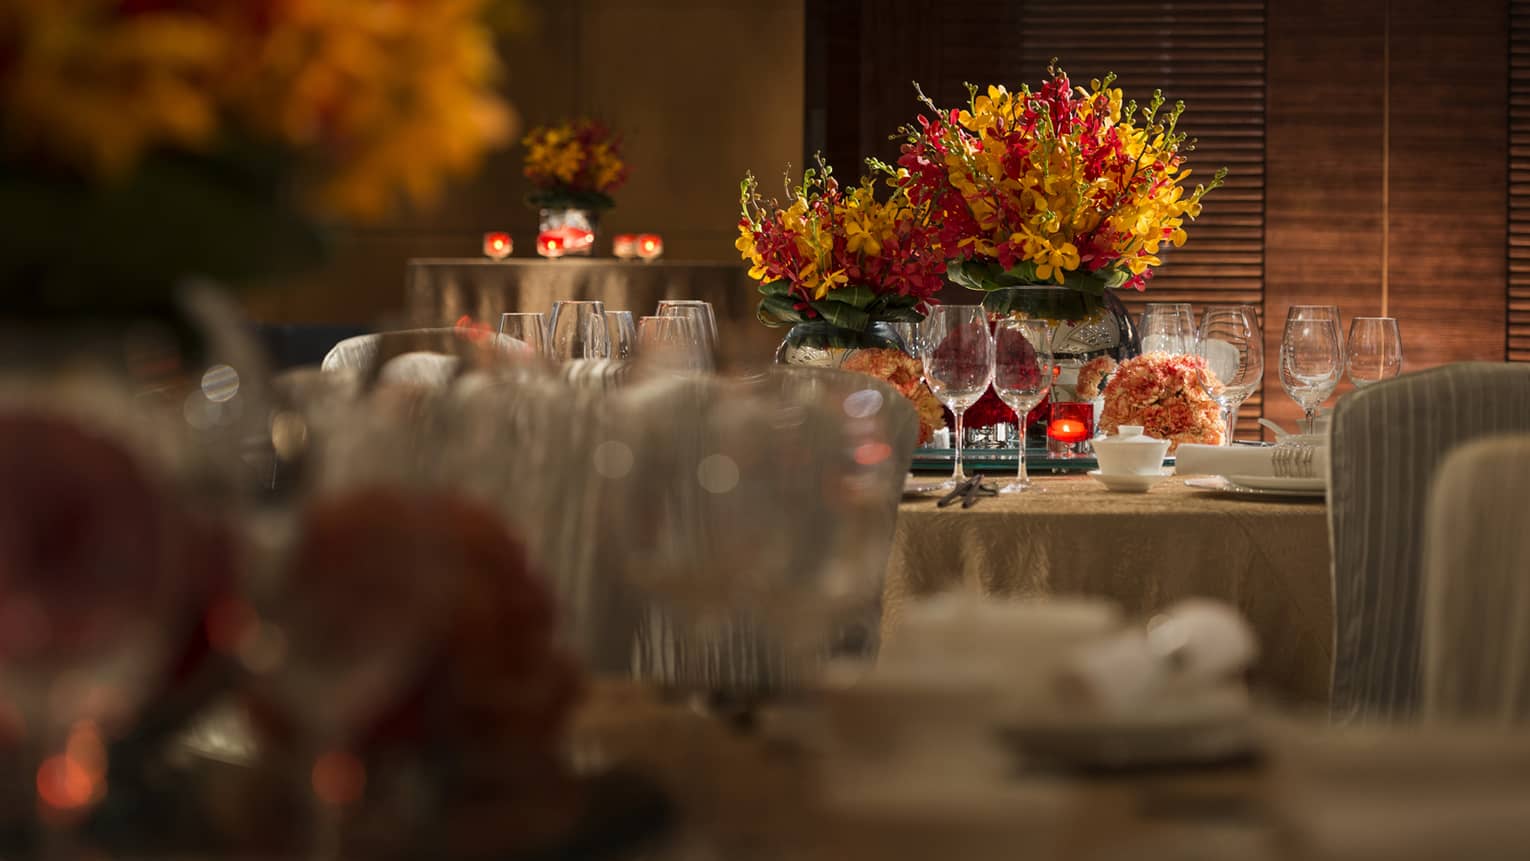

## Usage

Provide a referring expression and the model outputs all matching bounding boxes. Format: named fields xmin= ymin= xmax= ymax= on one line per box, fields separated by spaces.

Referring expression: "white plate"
xmin=998 ymin=687 xmax=1256 ymax=769
xmin=1225 ymin=474 xmax=1326 ymax=493
xmin=1185 ymin=476 xmax=1326 ymax=499
xmin=904 ymin=475 xmax=951 ymax=497
xmin=1087 ymin=469 xmax=1169 ymax=493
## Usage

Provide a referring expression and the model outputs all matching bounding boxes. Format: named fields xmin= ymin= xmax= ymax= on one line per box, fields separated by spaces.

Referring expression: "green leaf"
xmin=807 ymin=300 xmax=871 ymax=332
xmin=981 ymin=286 xmax=1104 ymax=322
xmin=878 ymin=305 xmax=927 ymax=322
xmin=823 ymin=283 xmax=875 ymax=309
xmin=757 ymin=294 xmax=804 ymax=327
xmin=757 ymin=278 xmax=793 ymax=297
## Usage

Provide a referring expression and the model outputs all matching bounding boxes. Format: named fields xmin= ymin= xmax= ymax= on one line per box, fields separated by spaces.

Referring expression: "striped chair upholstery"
xmin=1329 ymin=363 xmax=1530 ymax=722
xmin=1423 ymin=434 xmax=1530 ymax=722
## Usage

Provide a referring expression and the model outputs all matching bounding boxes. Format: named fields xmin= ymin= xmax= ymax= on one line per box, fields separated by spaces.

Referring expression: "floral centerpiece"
xmin=1097 ymin=352 xmax=1224 ymax=450
xmin=521 ymin=119 xmax=629 ymax=212
xmin=1 ymin=0 xmax=516 ymax=311
xmin=889 ymin=61 xmax=1225 ymax=320
xmin=736 ymin=158 xmax=946 ymax=364
xmin=840 ymin=348 xmax=945 ymax=444
xmin=521 ymin=119 xmax=628 ymax=257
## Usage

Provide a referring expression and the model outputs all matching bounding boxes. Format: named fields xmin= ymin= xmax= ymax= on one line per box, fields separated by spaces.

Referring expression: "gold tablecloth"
xmin=887 ymin=475 xmax=1332 ymax=704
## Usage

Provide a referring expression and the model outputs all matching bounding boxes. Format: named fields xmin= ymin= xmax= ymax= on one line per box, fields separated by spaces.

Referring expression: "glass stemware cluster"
xmin=497 ymin=298 xmax=720 ymax=369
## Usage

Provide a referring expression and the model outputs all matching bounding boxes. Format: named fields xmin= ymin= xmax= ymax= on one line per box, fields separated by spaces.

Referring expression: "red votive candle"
xmin=636 ymin=233 xmax=663 ymax=260
xmin=482 ymin=231 xmax=512 ymax=259
xmin=1047 ymin=401 xmax=1094 ymax=444
xmin=537 ymin=232 xmax=565 ymax=258
xmin=613 ymin=234 xmax=638 ymax=258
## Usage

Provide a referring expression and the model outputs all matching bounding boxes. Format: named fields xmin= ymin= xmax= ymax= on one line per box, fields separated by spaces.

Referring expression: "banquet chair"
xmin=1328 ymin=363 xmax=1530 ymax=723
xmin=607 ymin=366 xmax=919 ymax=695
xmin=1423 ymin=434 xmax=1530 ymax=722
xmin=319 ymin=328 xmax=529 ymax=373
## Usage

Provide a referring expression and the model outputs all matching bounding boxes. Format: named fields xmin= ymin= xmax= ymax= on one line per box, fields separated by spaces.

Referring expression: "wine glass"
xmin=636 ymin=315 xmax=708 ymax=372
xmin=1280 ymin=306 xmax=1345 ymax=431
xmin=548 ymin=300 xmax=610 ymax=360
xmin=497 ymin=312 xmax=549 ymax=357
xmin=887 ymin=322 xmax=922 ymax=359
xmin=920 ymin=306 xmax=995 ymax=489
xmin=1196 ymin=305 xmax=1263 ymax=444
xmin=1346 ymin=317 xmax=1403 ymax=388
xmin=604 ymin=310 xmax=637 ymax=359
xmin=992 ymin=319 xmax=1052 ymax=492
xmin=656 ymin=300 xmax=718 ymax=369
xmin=1140 ymin=303 xmax=1197 ymax=355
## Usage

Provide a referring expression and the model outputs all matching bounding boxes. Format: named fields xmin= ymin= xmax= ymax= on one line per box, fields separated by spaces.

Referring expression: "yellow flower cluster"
xmin=1 ymin=0 xmax=515 ymax=222
xmin=521 ymin=120 xmax=628 ymax=196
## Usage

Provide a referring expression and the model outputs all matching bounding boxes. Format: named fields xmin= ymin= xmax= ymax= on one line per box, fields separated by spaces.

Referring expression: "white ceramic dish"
xmin=1087 ymin=469 xmax=1170 ymax=493
xmin=1184 ymin=476 xmax=1325 ymax=499
xmin=1089 ymin=425 xmax=1172 ymax=475
xmin=1225 ymin=474 xmax=1326 ymax=493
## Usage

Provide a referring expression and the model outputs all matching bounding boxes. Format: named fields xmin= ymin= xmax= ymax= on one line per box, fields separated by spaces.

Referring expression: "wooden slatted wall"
xmin=1511 ymin=0 xmax=1530 ymax=361
xmin=1015 ymin=0 xmax=1268 ymax=429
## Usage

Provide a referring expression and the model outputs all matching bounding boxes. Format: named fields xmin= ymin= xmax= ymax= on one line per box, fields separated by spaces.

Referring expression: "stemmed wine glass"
xmin=1346 ymin=317 xmax=1403 ymax=388
xmin=548 ymin=300 xmax=610 ymax=360
xmin=1140 ymin=303 xmax=1197 ymax=355
xmin=920 ymin=306 xmax=995 ymax=489
xmin=992 ymin=319 xmax=1052 ymax=492
xmin=655 ymin=300 xmax=719 ymax=369
xmin=604 ymin=310 xmax=637 ymax=359
xmin=636 ymin=315 xmax=708 ymax=372
xmin=1196 ymin=305 xmax=1263 ymax=444
xmin=497 ymin=312 xmax=549 ymax=357
xmin=1279 ymin=305 xmax=1344 ymax=432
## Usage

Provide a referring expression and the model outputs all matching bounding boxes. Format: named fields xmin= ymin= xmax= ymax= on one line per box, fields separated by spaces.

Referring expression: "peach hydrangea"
xmin=1097 ymin=352 xmax=1224 ymax=451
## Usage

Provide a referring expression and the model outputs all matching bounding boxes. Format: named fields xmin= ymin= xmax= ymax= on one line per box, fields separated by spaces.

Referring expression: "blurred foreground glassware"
xmin=1139 ymin=302 xmax=1197 ymax=355
xmin=655 ymin=300 xmax=717 ymax=368
xmin=1197 ymin=305 xmax=1264 ymax=444
xmin=1346 ymin=316 xmax=1403 ymax=388
xmin=604 ymin=310 xmax=637 ymax=359
xmin=1280 ymin=305 xmax=1344 ymax=430
xmin=605 ymin=368 xmax=916 ymax=699
xmin=549 ymin=300 xmax=610 ymax=361
xmin=497 ymin=312 xmax=549 ymax=357
xmin=993 ymin=319 xmax=1051 ymax=492
xmin=920 ymin=306 xmax=995 ymax=489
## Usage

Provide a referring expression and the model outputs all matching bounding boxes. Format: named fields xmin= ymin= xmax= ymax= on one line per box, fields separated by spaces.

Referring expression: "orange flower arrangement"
xmin=1097 ymin=352 xmax=1224 ymax=451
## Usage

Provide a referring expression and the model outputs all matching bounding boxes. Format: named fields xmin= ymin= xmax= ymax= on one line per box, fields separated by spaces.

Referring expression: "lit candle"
xmin=636 ymin=233 xmax=663 ymax=261
xmin=537 ymin=232 xmax=565 ymax=258
xmin=612 ymin=233 xmax=638 ymax=258
xmin=482 ymin=231 xmax=512 ymax=260
xmin=1048 ymin=418 xmax=1089 ymax=444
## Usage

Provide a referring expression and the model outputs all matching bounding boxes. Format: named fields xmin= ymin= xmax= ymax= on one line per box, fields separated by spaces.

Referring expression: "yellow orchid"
xmin=1033 ymin=241 xmax=1081 ymax=284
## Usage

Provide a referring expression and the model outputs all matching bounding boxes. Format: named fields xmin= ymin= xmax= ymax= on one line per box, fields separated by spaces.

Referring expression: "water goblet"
xmin=992 ymin=319 xmax=1052 ymax=492
xmin=1279 ymin=305 xmax=1345 ymax=432
xmin=604 ymin=310 xmax=638 ymax=359
xmin=549 ymin=300 xmax=610 ymax=361
xmin=1140 ymin=303 xmax=1197 ymax=355
xmin=1196 ymin=304 xmax=1263 ymax=444
xmin=636 ymin=315 xmax=708 ymax=372
xmin=920 ymin=306 xmax=995 ymax=489
xmin=1346 ymin=316 xmax=1403 ymax=388
xmin=497 ymin=312 xmax=549 ymax=357
xmin=656 ymin=300 xmax=719 ymax=369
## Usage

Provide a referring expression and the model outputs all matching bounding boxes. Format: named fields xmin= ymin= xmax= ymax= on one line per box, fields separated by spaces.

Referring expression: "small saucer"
xmin=1087 ymin=469 xmax=1168 ymax=493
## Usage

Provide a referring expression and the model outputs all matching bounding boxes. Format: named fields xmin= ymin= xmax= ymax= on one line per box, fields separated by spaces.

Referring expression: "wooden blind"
xmin=1511 ymin=0 xmax=1530 ymax=361
xmin=1016 ymin=0 xmax=1268 ymax=429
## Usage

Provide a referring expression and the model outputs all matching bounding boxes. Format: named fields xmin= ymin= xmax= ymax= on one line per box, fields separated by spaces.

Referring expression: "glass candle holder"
xmin=1047 ymin=401 xmax=1094 ymax=457
xmin=482 ymin=231 xmax=512 ymax=259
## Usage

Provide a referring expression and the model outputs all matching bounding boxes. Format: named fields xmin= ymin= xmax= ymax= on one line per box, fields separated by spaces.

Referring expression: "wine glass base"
xmin=998 ymin=480 xmax=1043 ymax=494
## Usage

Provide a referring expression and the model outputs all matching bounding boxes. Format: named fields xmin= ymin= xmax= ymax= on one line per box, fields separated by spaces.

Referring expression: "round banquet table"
xmin=885 ymin=474 xmax=1333 ymax=705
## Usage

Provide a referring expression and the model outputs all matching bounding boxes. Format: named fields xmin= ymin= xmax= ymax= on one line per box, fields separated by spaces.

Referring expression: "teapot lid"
xmin=1109 ymin=425 xmax=1162 ymax=444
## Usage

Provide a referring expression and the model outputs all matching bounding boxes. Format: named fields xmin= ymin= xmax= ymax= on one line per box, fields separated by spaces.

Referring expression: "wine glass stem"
xmin=952 ymin=407 xmax=967 ymax=483
xmin=1016 ymin=437 xmax=1028 ymax=485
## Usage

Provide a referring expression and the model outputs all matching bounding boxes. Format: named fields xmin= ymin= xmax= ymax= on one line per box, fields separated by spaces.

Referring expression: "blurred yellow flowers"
xmin=0 ymin=0 xmax=517 ymax=222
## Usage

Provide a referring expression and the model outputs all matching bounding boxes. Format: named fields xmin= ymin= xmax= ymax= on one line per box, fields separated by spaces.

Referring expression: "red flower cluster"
xmin=1098 ymin=352 xmax=1224 ymax=450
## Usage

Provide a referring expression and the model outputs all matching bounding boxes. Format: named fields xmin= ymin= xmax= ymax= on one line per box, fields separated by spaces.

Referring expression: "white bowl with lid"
xmin=1089 ymin=426 xmax=1171 ymax=475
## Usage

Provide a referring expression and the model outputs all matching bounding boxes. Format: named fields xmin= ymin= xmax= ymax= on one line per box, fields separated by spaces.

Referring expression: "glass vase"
xmin=536 ymin=208 xmax=598 ymax=258
xmin=774 ymin=320 xmax=907 ymax=367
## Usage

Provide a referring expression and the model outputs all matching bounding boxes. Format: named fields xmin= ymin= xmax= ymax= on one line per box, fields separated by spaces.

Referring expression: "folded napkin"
xmin=1174 ymin=441 xmax=1328 ymax=478
xmin=378 ymin=351 xmax=459 ymax=387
